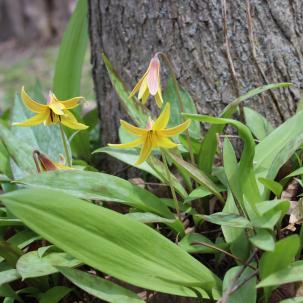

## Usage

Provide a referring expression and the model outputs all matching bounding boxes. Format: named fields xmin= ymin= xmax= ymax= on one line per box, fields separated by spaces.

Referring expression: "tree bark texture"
xmin=89 ymin=0 xmax=303 ymax=143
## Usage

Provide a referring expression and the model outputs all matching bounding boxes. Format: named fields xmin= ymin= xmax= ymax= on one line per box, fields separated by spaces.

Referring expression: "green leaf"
xmin=279 ymin=297 xmax=303 ymax=303
xmin=244 ymin=107 xmax=274 ymax=141
xmin=284 ymin=166 xmax=303 ymax=179
xmin=165 ymin=150 xmax=224 ymax=202
xmin=0 ymin=264 xmax=20 ymax=286
xmin=39 ymin=286 xmax=71 ymax=303
xmin=257 ymin=260 xmax=303 ymax=288
xmin=18 ymin=170 xmax=173 ymax=218
xmin=198 ymin=83 xmax=291 ymax=174
xmin=53 ymin=0 xmax=88 ymax=99
xmin=249 ymin=229 xmax=275 ymax=251
xmin=16 ymin=250 xmax=80 ymax=279
xmin=222 ymin=266 xmax=257 ymax=303
xmin=259 ymin=235 xmax=300 ymax=301
xmin=163 ymin=77 xmax=201 ymax=139
xmin=58 ymin=267 xmax=144 ymax=303
xmin=102 ymin=53 xmax=148 ymax=126
xmin=1 ymin=188 xmax=222 ymax=298
xmin=8 ymin=231 xmax=40 ymax=249
xmin=184 ymin=187 xmax=214 ymax=204
xmin=201 ymin=213 xmax=252 ymax=228
xmin=258 ymin=178 xmax=283 ymax=197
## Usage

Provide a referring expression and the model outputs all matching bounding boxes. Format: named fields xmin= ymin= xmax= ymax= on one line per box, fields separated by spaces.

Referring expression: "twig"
xmin=192 ymin=242 xmax=256 ymax=270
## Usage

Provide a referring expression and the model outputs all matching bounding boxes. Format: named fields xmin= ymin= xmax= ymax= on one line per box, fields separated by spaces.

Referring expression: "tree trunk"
xmin=88 ymin=0 xmax=303 ymax=170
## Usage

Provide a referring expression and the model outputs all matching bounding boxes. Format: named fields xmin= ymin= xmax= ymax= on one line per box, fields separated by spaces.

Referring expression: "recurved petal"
xmin=156 ymin=136 xmax=178 ymax=149
xmin=120 ymin=120 xmax=147 ymax=136
xmin=59 ymin=97 xmax=83 ymax=109
xmin=48 ymin=101 xmax=65 ymax=115
xmin=160 ymin=119 xmax=191 ymax=137
xmin=135 ymin=136 xmax=153 ymax=165
xmin=108 ymin=137 xmax=144 ymax=149
xmin=21 ymin=87 xmax=47 ymax=113
xmin=147 ymin=57 xmax=160 ymax=95
xmin=138 ymin=77 xmax=148 ymax=100
xmin=60 ymin=110 xmax=89 ymax=130
xmin=129 ymin=68 xmax=149 ymax=98
xmin=12 ymin=111 xmax=48 ymax=127
xmin=154 ymin=87 xmax=164 ymax=108
xmin=152 ymin=103 xmax=170 ymax=130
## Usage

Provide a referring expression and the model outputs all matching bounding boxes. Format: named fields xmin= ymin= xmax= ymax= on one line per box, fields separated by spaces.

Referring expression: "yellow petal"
xmin=138 ymin=77 xmax=148 ymax=100
xmin=120 ymin=120 xmax=146 ymax=136
xmin=21 ymin=87 xmax=47 ymax=113
xmin=141 ymin=88 xmax=149 ymax=104
xmin=160 ymin=119 xmax=191 ymax=137
xmin=154 ymin=88 xmax=163 ymax=108
xmin=108 ymin=137 xmax=144 ymax=149
xmin=60 ymin=111 xmax=89 ymax=130
xmin=12 ymin=111 xmax=48 ymax=127
xmin=54 ymin=163 xmax=74 ymax=170
xmin=156 ymin=136 xmax=178 ymax=148
xmin=48 ymin=101 xmax=64 ymax=115
xmin=152 ymin=103 xmax=170 ymax=130
xmin=135 ymin=135 xmax=153 ymax=165
xmin=129 ymin=68 xmax=149 ymax=98
xmin=59 ymin=97 xmax=83 ymax=109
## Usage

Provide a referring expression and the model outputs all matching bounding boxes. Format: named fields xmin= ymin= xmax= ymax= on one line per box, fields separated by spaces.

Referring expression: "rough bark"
xmin=89 ymin=0 xmax=303 ymax=149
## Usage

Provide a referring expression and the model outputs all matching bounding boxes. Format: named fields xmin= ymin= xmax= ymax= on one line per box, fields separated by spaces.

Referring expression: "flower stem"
xmin=59 ymin=124 xmax=71 ymax=167
xmin=158 ymin=52 xmax=196 ymax=166
xmin=161 ymin=149 xmax=180 ymax=219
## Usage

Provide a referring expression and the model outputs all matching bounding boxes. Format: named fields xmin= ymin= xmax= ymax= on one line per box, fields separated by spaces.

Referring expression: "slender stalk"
xmin=59 ymin=124 xmax=72 ymax=167
xmin=161 ymin=149 xmax=180 ymax=219
xmin=158 ymin=52 xmax=196 ymax=166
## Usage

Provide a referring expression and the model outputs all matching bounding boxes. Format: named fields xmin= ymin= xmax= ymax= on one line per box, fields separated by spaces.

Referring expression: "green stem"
xmin=161 ymin=149 xmax=180 ymax=219
xmin=158 ymin=52 xmax=196 ymax=166
xmin=59 ymin=124 xmax=71 ymax=167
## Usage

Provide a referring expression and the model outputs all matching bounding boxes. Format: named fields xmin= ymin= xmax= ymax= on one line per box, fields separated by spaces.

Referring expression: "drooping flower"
xmin=129 ymin=55 xmax=163 ymax=107
xmin=13 ymin=87 xmax=88 ymax=130
xmin=33 ymin=150 xmax=72 ymax=173
xmin=108 ymin=103 xmax=191 ymax=165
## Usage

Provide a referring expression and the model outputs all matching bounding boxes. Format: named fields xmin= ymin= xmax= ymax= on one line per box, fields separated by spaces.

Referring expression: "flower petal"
xmin=154 ymin=87 xmax=163 ymax=108
xmin=141 ymin=88 xmax=149 ymax=104
xmin=147 ymin=57 xmax=160 ymax=95
xmin=152 ymin=103 xmax=170 ymax=130
xmin=120 ymin=120 xmax=147 ymax=136
xmin=21 ymin=87 xmax=47 ymax=113
xmin=156 ymin=136 xmax=178 ymax=149
xmin=60 ymin=111 xmax=89 ymax=130
xmin=129 ymin=68 xmax=149 ymax=98
xmin=108 ymin=137 xmax=144 ymax=149
xmin=12 ymin=111 xmax=48 ymax=127
xmin=160 ymin=119 xmax=191 ymax=137
xmin=59 ymin=97 xmax=83 ymax=109
xmin=135 ymin=135 xmax=153 ymax=165
xmin=48 ymin=101 xmax=64 ymax=115
xmin=138 ymin=77 xmax=148 ymax=100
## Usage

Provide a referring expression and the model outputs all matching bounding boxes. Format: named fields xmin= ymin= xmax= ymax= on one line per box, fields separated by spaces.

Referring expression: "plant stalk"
xmin=59 ymin=123 xmax=72 ymax=167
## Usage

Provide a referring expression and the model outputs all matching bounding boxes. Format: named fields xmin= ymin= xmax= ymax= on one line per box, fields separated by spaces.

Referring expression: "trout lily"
xmin=13 ymin=87 xmax=88 ymax=130
xmin=108 ymin=103 xmax=191 ymax=165
xmin=129 ymin=55 xmax=163 ymax=107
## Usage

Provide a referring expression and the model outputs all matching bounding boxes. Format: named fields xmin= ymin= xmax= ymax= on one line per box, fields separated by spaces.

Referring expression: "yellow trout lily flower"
xmin=129 ymin=55 xmax=163 ymax=108
xmin=13 ymin=87 xmax=88 ymax=130
xmin=33 ymin=150 xmax=72 ymax=173
xmin=108 ymin=103 xmax=191 ymax=165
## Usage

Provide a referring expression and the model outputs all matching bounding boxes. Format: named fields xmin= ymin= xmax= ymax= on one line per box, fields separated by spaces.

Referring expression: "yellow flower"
xmin=33 ymin=150 xmax=72 ymax=173
xmin=129 ymin=55 xmax=163 ymax=108
xmin=108 ymin=103 xmax=191 ymax=165
xmin=13 ymin=87 xmax=88 ymax=130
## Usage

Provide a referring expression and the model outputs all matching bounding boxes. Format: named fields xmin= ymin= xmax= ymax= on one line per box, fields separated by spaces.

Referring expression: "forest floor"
xmin=0 ymin=39 xmax=94 ymax=114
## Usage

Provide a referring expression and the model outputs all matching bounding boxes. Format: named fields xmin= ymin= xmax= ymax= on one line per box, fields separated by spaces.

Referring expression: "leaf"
xmin=284 ymin=166 xmax=303 ymax=179
xmin=244 ymin=107 xmax=274 ymax=140
xmin=53 ymin=0 xmax=88 ymax=99
xmin=58 ymin=267 xmax=144 ymax=303
xmin=279 ymin=297 xmax=303 ymax=303
xmin=165 ymin=150 xmax=224 ymax=202
xmin=163 ymin=77 xmax=201 ymax=139
xmin=8 ymin=231 xmax=40 ymax=249
xmin=257 ymin=260 xmax=303 ymax=288
xmin=249 ymin=229 xmax=275 ymax=251
xmin=18 ymin=170 xmax=173 ymax=218
xmin=0 ymin=265 xmax=20 ymax=286
xmin=184 ymin=187 xmax=214 ymax=204
xmin=1 ymin=188 xmax=222 ymax=298
xmin=222 ymin=266 xmax=257 ymax=303
xmin=201 ymin=213 xmax=252 ymax=228
xmin=258 ymin=178 xmax=283 ymax=197
xmin=102 ymin=53 xmax=148 ymax=126
xmin=198 ymin=83 xmax=291 ymax=174
xmin=16 ymin=250 xmax=81 ymax=279
xmin=259 ymin=235 xmax=300 ymax=301
xmin=39 ymin=286 xmax=71 ymax=303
